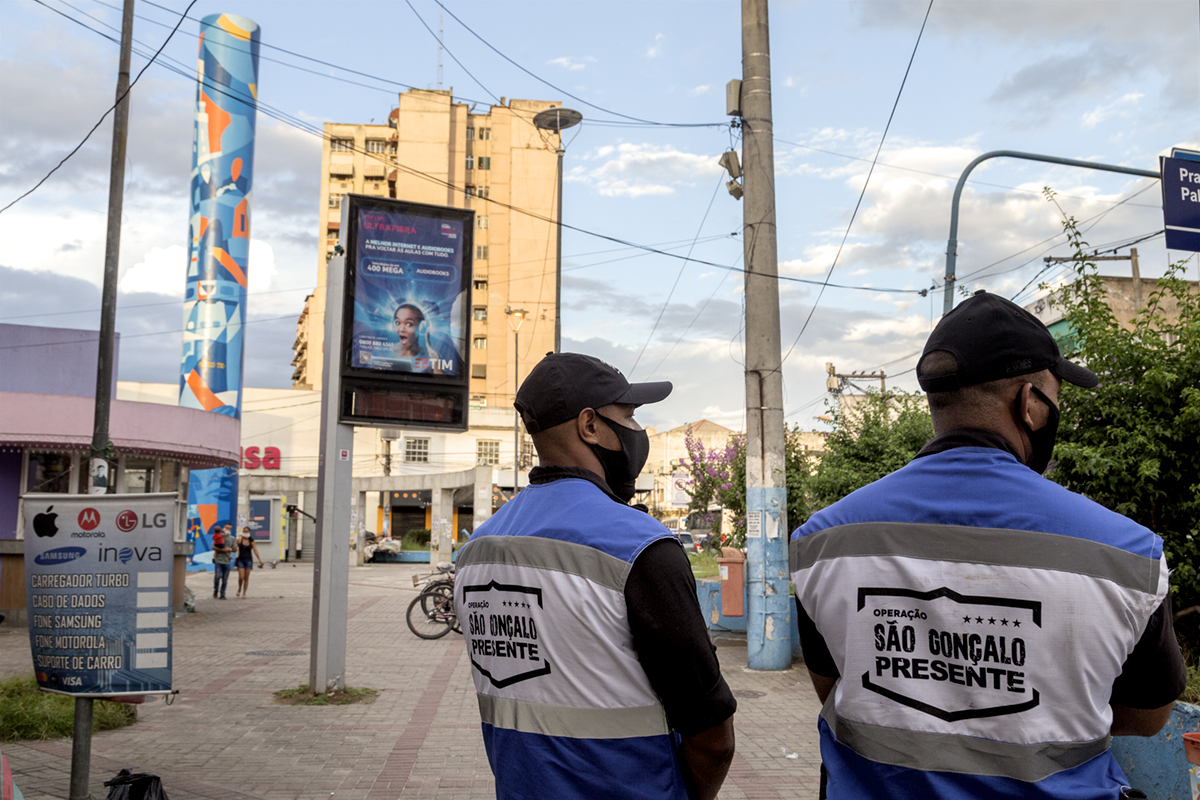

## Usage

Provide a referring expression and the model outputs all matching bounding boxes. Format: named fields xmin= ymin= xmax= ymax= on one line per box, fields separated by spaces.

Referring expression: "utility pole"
xmin=1042 ymin=247 xmax=1142 ymax=311
xmin=740 ymin=0 xmax=790 ymax=670
xmin=75 ymin=1 xmax=135 ymax=796
xmin=825 ymin=363 xmax=887 ymax=395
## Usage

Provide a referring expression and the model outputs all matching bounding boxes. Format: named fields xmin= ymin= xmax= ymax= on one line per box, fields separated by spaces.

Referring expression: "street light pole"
xmin=506 ymin=307 xmax=527 ymax=493
xmin=532 ymin=107 xmax=581 ymax=354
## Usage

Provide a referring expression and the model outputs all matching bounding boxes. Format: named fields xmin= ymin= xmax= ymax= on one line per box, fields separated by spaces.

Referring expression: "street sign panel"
xmin=1162 ymin=156 xmax=1200 ymax=252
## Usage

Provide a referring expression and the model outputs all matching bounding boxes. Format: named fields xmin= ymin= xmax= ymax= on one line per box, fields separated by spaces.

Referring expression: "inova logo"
xmin=35 ymin=546 xmax=86 ymax=566
xmin=118 ymin=547 xmax=134 ymax=564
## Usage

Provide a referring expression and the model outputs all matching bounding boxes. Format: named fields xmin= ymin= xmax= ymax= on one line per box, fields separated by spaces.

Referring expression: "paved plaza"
xmin=1 ymin=562 xmax=823 ymax=800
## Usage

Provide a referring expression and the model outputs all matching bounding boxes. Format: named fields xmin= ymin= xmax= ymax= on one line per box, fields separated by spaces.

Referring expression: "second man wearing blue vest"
xmin=455 ymin=352 xmax=737 ymax=800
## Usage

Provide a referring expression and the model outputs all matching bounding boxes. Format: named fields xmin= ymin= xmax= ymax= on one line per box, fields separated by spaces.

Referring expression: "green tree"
xmin=803 ymin=390 xmax=934 ymax=513
xmin=1045 ymin=212 xmax=1200 ymax=630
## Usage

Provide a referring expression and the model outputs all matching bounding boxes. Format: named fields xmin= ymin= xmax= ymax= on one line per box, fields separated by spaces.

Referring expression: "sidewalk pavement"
xmin=0 ymin=562 xmax=823 ymax=799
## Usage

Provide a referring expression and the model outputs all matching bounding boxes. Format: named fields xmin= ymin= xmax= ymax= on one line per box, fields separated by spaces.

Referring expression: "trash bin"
xmin=717 ymin=547 xmax=746 ymax=618
xmin=1184 ymin=732 xmax=1200 ymax=800
xmin=104 ymin=769 xmax=168 ymax=800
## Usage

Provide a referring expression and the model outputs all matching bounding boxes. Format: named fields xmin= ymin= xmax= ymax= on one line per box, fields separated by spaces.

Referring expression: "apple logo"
xmin=33 ymin=506 xmax=59 ymax=538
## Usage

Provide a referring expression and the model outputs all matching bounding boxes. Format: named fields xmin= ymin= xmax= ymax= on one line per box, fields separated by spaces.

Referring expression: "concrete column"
xmin=430 ymin=486 xmax=454 ymax=563
xmin=473 ymin=465 xmax=493 ymax=533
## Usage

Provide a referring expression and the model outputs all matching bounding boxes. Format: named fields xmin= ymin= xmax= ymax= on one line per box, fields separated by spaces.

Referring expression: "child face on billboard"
xmin=393 ymin=305 xmax=424 ymax=356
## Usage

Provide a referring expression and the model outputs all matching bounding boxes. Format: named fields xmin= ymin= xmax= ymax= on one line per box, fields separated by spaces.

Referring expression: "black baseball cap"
xmin=514 ymin=352 xmax=672 ymax=433
xmin=917 ymin=290 xmax=1098 ymax=392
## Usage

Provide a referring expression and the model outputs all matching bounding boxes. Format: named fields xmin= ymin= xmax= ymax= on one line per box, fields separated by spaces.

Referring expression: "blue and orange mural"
xmin=181 ymin=14 xmax=260 ymax=561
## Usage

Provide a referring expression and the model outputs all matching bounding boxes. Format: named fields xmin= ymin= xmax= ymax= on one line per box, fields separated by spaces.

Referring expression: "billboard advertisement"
xmin=22 ymin=493 xmax=177 ymax=697
xmin=349 ymin=207 xmax=467 ymax=376
xmin=340 ymin=195 xmax=473 ymax=431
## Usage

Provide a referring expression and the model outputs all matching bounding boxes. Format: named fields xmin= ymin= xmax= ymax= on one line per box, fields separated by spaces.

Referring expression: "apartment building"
xmin=293 ymin=88 xmax=562 ymax=418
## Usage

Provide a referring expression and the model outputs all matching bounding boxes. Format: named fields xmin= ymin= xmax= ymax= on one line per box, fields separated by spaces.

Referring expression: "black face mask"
xmin=590 ymin=414 xmax=650 ymax=503
xmin=1015 ymin=385 xmax=1060 ymax=475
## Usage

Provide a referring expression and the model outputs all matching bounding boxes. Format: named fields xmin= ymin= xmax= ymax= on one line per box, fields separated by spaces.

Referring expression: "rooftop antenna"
xmin=437 ymin=12 xmax=444 ymax=89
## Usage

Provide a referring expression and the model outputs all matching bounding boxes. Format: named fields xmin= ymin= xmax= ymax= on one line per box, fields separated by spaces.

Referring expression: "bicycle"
xmin=406 ymin=588 xmax=460 ymax=639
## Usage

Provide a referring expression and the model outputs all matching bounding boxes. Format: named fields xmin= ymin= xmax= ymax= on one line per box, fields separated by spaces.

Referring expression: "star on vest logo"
xmin=462 ymin=580 xmax=551 ymax=688
xmin=858 ymin=587 xmax=1041 ymax=721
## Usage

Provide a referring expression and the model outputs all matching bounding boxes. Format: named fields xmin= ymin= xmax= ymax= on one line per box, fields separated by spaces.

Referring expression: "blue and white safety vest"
xmin=790 ymin=445 xmax=1169 ymax=800
xmin=455 ymin=477 xmax=689 ymax=800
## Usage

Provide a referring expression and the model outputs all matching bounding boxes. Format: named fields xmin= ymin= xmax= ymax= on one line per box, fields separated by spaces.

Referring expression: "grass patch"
xmin=273 ymin=684 xmax=379 ymax=706
xmin=689 ymin=551 xmax=720 ymax=580
xmin=0 ymin=674 xmax=137 ymax=742
xmin=1182 ymin=657 xmax=1200 ymax=705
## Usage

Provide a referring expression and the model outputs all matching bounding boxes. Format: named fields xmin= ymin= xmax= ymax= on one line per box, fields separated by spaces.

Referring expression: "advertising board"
xmin=339 ymin=195 xmax=473 ymax=430
xmin=22 ymin=493 xmax=177 ymax=697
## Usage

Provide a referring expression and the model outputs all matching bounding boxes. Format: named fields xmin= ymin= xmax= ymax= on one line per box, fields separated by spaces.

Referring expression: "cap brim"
xmin=1053 ymin=358 xmax=1099 ymax=389
xmin=615 ymin=380 xmax=673 ymax=407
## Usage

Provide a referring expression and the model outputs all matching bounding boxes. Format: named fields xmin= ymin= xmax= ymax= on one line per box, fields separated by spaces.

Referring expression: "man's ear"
xmin=1017 ymin=383 xmax=1037 ymax=429
xmin=576 ymin=408 xmax=603 ymax=445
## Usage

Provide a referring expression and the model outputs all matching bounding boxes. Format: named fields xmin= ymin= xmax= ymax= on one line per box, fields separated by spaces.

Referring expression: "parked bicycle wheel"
xmin=418 ymin=582 xmax=460 ymax=632
xmin=407 ymin=590 xmax=457 ymax=639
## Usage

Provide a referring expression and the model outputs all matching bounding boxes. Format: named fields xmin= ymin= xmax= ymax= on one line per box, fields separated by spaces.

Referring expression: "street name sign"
xmin=1162 ymin=152 xmax=1200 ymax=252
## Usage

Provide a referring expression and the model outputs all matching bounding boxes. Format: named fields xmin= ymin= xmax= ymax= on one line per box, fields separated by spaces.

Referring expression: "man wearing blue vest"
xmin=455 ymin=352 xmax=736 ymax=800
xmin=791 ymin=291 xmax=1185 ymax=799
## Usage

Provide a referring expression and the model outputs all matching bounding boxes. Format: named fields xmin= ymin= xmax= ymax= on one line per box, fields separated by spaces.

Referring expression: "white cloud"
xmin=567 ymin=143 xmax=722 ymax=197
xmin=690 ymin=85 xmax=712 ymax=96
xmin=646 ymin=33 xmax=665 ymax=59
xmin=1081 ymin=92 xmax=1144 ymax=130
xmin=119 ymin=240 xmax=277 ymax=296
xmin=547 ymin=56 xmax=593 ymax=72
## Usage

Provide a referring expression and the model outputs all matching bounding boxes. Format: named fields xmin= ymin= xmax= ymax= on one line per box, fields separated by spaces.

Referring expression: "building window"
xmin=328 ymin=194 xmax=342 ymax=209
xmin=331 ymin=138 xmax=354 ymax=152
xmin=476 ymin=186 xmax=490 ymax=199
xmin=477 ymin=215 xmax=489 ymax=230
xmin=477 ymin=156 xmax=491 ymax=170
xmin=465 ymin=155 xmax=475 ymax=170
xmin=473 ymin=306 xmax=487 ymax=321
xmin=26 ymin=451 xmax=74 ymax=494
xmin=365 ymin=138 xmax=387 ymax=153
xmin=464 ymin=183 xmax=476 ymax=199
xmin=520 ymin=439 xmax=536 ymax=469
xmin=479 ymin=127 xmax=491 ymax=140
xmin=404 ymin=438 xmax=429 ymax=463
xmin=477 ymin=439 xmax=500 ymax=466
xmin=474 ymin=279 xmax=488 ymax=291
xmin=466 ymin=126 xmax=475 ymax=141
xmin=476 ymin=245 xmax=488 ymax=260
xmin=473 ymin=337 xmax=487 ymax=349
xmin=472 ymin=364 xmax=487 ymax=379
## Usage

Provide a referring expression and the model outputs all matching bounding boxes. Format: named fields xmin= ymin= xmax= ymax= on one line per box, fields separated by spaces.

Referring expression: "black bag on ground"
xmin=103 ymin=768 xmax=168 ymax=800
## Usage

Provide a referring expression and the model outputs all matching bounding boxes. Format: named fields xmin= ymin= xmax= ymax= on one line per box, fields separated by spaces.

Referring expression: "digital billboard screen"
xmin=349 ymin=206 xmax=467 ymax=376
xmin=339 ymin=195 xmax=473 ymax=431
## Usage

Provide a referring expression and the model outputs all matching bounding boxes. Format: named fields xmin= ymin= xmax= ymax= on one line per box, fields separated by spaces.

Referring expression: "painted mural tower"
xmin=181 ymin=14 xmax=260 ymax=554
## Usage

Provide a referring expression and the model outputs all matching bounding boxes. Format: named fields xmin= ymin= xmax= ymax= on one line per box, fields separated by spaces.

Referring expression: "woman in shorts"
xmin=234 ymin=527 xmax=264 ymax=598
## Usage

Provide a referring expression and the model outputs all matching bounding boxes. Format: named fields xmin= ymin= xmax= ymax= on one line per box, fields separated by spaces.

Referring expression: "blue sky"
xmin=1 ymin=0 xmax=1197 ymax=431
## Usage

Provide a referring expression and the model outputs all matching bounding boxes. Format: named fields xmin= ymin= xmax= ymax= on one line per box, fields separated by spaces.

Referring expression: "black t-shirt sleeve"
xmin=1110 ymin=594 xmax=1187 ymax=709
xmin=625 ymin=539 xmax=737 ymax=736
xmin=795 ymin=597 xmax=839 ymax=679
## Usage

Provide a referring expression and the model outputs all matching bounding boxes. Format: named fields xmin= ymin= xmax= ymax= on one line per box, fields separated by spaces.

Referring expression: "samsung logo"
xmin=35 ymin=547 xmax=87 ymax=566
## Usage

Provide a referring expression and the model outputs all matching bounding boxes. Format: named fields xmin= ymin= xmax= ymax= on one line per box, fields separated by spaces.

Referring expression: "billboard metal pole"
xmin=310 ymin=254 xmax=352 ymax=694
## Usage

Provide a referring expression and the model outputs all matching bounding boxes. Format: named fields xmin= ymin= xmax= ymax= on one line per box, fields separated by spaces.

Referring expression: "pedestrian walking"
xmin=454 ymin=352 xmax=736 ymax=800
xmin=234 ymin=526 xmax=264 ymax=598
xmin=790 ymin=291 xmax=1186 ymax=799
xmin=212 ymin=523 xmax=233 ymax=600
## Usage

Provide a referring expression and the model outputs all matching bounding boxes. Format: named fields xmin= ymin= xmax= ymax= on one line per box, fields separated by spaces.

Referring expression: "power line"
xmin=644 ymin=255 xmax=739 ymax=380
xmin=772 ymin=137 xmax=1161 ymax=211
xmin=1 ymin=0 xmax=199 ymax=213
xmin=430 ymin=0 xmax=724 ymax=128
xmin=778 ymin=0 xmax=933 ymax=368
xmin=628 ymin=174 xmax=724 ymax=376
xmin=0 ymin=314 xmax=299 ymax=351
xmin=402 ymin=0 xmax=500 ymax=105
